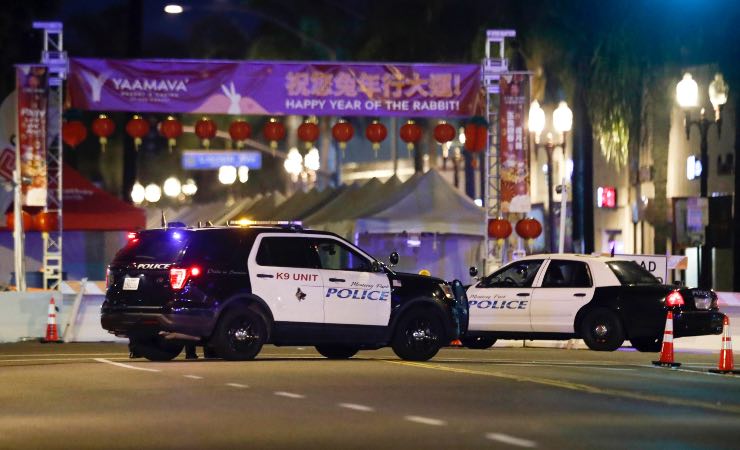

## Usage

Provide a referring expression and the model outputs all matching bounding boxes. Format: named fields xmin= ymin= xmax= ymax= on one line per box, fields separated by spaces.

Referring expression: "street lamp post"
xmin=529 ymin=100 xmax=573 ymax=253
xmin=676 ymin=72 xmax=729 ymax=289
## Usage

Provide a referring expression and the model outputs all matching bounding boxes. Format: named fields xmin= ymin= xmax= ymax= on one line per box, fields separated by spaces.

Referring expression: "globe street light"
xmin=676 ymin=72 xmax=729 ymax=289
xmin=529 ymin=100 xmax=573 ymax=253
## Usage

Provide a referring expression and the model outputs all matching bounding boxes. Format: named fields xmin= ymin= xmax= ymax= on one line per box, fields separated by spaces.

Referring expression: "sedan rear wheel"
xmin=630 ymin=337 xmax=663 ymax=353
xmin=315 ymin=345 xmax=359 ymax=359
xmin=580 ymin=308 xmax=625 ymax=352
xmin=461 ymin=336 xmax=497 ymax=350
xmin=131 ymin=337 xmax=184 ymax=362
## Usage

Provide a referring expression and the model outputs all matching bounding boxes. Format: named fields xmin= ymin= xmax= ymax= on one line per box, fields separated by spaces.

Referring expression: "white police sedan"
xmin=462 ymin=254 xmax=724 ymax=351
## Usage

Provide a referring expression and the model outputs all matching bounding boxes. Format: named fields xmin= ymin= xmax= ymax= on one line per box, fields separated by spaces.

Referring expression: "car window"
xmin=256 ymin=237 xmax=319 ymax=269
xmin=541 ymin=260 xmax=592 ymax=288
xmin=112 ymin=230 xmax=189 ymax=264
xmin=607 ymin=261 xmax=660 ymax=285
xmin=313 ymin=239 xmax=373 ymax=272
xmin=480 ymin=260 xmax=543 ymax=288
xmin=182 ymin=230 xmax=252 ymax=270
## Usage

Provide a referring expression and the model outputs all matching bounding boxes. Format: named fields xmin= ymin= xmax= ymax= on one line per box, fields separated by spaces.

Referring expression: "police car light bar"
xmin=227 ymin=219 xmax=303 ymax=227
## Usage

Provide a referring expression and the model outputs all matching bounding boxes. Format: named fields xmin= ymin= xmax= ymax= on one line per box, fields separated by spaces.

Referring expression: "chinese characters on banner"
xmin=67 ymin=59 xmax=481 ymax=117
xmin=499 ymin=74 xmax=530 ymax=213
xmin=16 ymin=65 xmax=48 ymax=207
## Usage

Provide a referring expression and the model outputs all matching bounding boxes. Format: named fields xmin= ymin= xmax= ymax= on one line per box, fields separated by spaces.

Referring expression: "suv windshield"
xmin=606 ymin=261 xmax=660 ymax=285
xmin=112 ymin=230 xmax=190 ymax=264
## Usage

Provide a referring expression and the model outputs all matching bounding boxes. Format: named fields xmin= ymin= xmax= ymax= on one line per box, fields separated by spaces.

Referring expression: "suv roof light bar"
xmin=227 ymin=219 xmax=303 ymax=228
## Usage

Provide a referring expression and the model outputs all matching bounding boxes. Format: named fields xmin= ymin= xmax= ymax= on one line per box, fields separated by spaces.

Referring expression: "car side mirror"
xmin=389 ymin=251 xmax=399 ymax=266
xmin=469 ymin=266 xmax=478 ymax=278
xmin=371 ymin=260 xmax=381 ymax=272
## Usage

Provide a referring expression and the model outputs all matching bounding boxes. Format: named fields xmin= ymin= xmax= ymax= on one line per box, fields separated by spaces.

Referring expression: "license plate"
xmin=123 ymin=277 xmax=140 ymax=290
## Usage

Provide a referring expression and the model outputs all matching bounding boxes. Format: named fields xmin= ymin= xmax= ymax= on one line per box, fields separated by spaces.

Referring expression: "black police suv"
xmin=101 ymin=223 xmax=466 ymax=362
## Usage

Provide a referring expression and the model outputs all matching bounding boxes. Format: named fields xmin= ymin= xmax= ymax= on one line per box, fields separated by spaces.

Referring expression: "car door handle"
xmin=574 ymin=293 xmax=587 ymax=297
xmin=517 ymin=293 xmax=530 ymax=297
xmin=256 ymin=274 xmax=274 ymax=279
xmin=329 ymin=278 xmax=345 ymax=282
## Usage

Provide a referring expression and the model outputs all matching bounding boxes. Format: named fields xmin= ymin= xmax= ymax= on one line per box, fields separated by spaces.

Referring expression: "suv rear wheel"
xmin=213 ymin=307 xmax=267 ymax=361
xmin=315 ymin=345 xmax=359 ymax=359
xmin=392 ymin=309 xmax=444 ymax=361
xmin=131 ymin=337 xmax=184 ymax=362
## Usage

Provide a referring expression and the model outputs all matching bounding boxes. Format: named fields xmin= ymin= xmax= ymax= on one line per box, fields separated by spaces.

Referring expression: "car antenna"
xmin=610 ymin=244 xmax=615 ymax=257
xmin=198 ymin=221 xmax=202 ymax=228
xmin=161 ymin=210 xmax=167 ymax=229
xmin=206 ymin=221 xmax=214 ymax=227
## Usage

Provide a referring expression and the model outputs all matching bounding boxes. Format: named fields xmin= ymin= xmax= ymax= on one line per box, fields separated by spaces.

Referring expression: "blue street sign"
xmin=181 ymin=150 xmax=262 ymax=170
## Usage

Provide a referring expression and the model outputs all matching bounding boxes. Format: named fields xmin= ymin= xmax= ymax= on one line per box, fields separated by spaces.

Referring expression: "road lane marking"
xmin=94 ymin=358 xmax=161 ymax=372
xmin=386 ymin=360 xmax=740 ymax=415
xmin=0 ymin=353 xmax=128 ymax=358
xmin=404 ymin=416 xmax=446 ymax=426
xmin=275 ymin=391 xmax=305 ymax=399
xmin=184 ymin=375 xmax=203 ymax=380
xmin=486 ymin=433 xmax=537 ymax=448
xmin=338 ymin=403 xmax=375 ymax=412
xmin=226 ymin=383 xmax=248 ymax=388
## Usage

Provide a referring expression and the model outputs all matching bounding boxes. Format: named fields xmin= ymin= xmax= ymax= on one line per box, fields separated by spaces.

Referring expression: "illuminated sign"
xmin=597 ymin=186 xmax=617 ymax=209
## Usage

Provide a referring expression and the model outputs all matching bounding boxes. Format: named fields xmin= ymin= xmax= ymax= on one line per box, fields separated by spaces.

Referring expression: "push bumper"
xmin=100 ymin=308 xmax=217 ymax=339
xmin=673 ymin=311 xmax=725 ymax=338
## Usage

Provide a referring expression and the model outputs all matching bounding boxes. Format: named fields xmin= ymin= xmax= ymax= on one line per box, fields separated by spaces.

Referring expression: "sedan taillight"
xmin=665 ymin=290 xmax=685 ymax=307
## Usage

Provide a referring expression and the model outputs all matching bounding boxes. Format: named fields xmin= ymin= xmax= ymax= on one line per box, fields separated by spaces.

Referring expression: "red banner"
xmin=16 ymin=65 xmax=48 ymax=207
xmin=499 ymin=74 xmax=530 ymax=213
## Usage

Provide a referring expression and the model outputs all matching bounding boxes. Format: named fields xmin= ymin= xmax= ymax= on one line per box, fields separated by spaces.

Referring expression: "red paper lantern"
xmin=229 ymin=120 xmax=251 ymax=149
xmin=194 ymin=117 xmax=217 ymax=149
xmin=297 ymin=121 xmax=319 ymax=149
xmin=365 ymin=120 xmax=387 ymax=157
xmin=91 ymin=114 xmax=115 ymax=152
xmin=487 ymin=218 xmax=512 ymax=241
xmin=6 ymin=211 xmax=34 ymax=231
xmin=475 ymin=124 xmax=488 ymax=151
xmin=399 ymin=120 xmax=422 ymax=152
xmin=331 ymin=120 xmax=354 ymax=151
xmin=62 ymin=120 xmax=87 ymax=148
xmin=515 ymin=218 xmax=543 ymax=241
xmin=33 ymin=211 xmax=59 ymax=233
xmin=263 ymin=118 xmax=286 ymax=150
xmin=433 ymin=122 xmax=455 ymax=144
xmin=125 ymin=115 xmax=149 ymax=151
xmin=159 ymin=116 xmax=183 ymax=151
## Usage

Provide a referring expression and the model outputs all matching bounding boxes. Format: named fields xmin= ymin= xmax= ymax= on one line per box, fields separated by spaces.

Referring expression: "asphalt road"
xmin=1 ymin=343 xmax=739 ymax=449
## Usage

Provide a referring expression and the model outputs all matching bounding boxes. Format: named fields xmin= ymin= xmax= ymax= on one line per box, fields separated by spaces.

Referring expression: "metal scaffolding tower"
xmin=33 ymin=22 xmax=67 ymax=290
xmin=482 ymin=30 xmax=515 ymax=271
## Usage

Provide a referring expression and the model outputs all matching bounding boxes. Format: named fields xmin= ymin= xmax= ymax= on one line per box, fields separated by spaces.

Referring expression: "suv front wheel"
xmin=213 ymin=307 xmax=267 ymax=361
xmin=392 ymin=309 xmax=444 ymax=361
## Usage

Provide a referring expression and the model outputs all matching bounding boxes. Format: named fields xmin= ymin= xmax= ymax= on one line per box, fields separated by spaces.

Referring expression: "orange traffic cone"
xmin=709 ymin=316 xmax=740 ymax=375
xmin=41 ymin=297 xmax=62 ymax=343
xmin=652 ymin=310 xmax=681 ymax=367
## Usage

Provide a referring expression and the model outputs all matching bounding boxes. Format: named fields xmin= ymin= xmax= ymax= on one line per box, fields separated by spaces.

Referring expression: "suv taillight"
xmin=169 ymin=266 xmax=201 ymax=290
xmin=665 ymin=290 xmax=685 ymax=307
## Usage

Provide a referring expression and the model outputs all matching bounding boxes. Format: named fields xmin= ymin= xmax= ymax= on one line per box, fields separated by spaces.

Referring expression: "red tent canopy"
xmin=5 ymin=164 xmax=145 ymax=231
xmin=61 ymin=165 xmax=145 ymax=230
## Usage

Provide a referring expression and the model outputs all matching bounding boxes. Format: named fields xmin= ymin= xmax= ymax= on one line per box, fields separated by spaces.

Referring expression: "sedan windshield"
xmin=606 ymin=261 xmax=660 ymax=285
